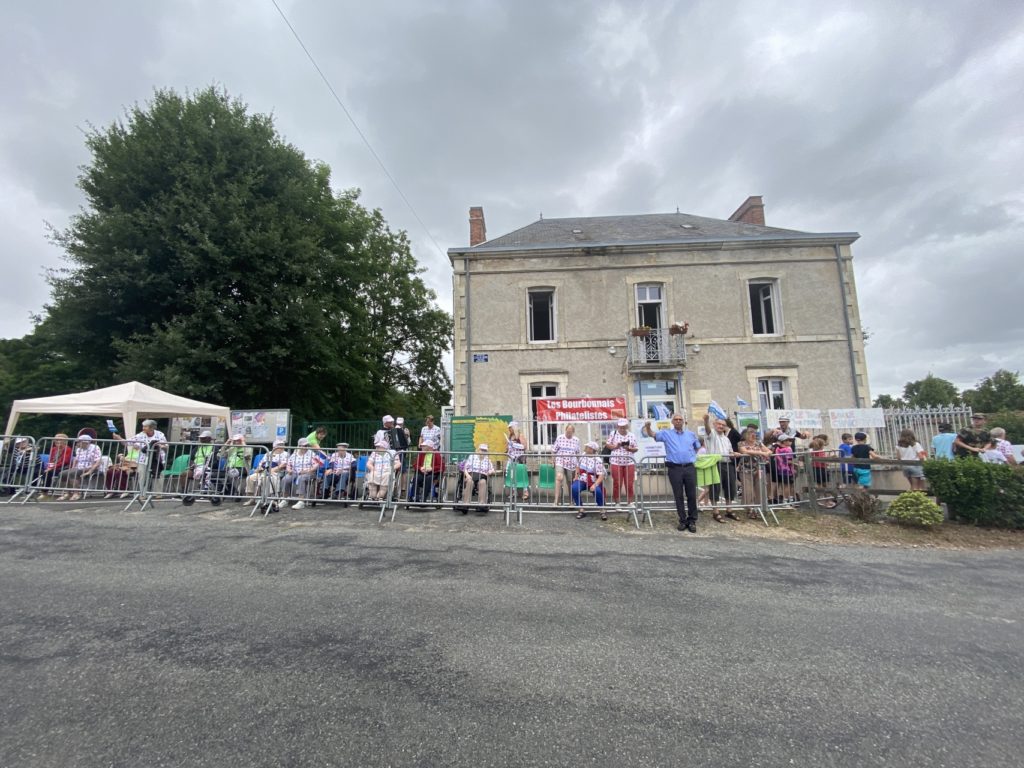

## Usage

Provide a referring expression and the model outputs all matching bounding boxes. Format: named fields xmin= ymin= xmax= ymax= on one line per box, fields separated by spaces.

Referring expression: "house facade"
xmin=448 ymin=197 xmax=870 ymax=442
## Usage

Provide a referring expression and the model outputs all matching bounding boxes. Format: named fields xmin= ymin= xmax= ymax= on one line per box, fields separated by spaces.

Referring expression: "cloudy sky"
xmin=2 ymin=0 xmax=1022 ymax=399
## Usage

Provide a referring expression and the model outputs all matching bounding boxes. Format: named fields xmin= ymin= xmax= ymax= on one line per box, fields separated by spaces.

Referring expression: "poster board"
xmin=170 ymin=415 xmax=229 ymax=443
xmin=635 ymin=418 xmax=668 ymax=459
xmin=230 ymin=409 xmax=290 ymax=444
xmin=829 ymin=408 xmax=886 ymax=429
xmin=449 ymin=415 xmax=513 ymax=461
xmin=765 ymin=409 xmax=823 ymax=430
xmin=735 ymin=411 xmax=763 ymax=432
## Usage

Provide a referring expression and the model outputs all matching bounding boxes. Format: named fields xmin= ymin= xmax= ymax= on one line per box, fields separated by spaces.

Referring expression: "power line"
xmin=269 ymin=0 xmax=446 ymax=258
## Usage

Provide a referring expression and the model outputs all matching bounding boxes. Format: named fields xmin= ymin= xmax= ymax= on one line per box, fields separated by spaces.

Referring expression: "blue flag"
xmin=736 ymin=396 xmax=750 ymax=407
xmin=708 ymin=401 xmax=727 ymax=420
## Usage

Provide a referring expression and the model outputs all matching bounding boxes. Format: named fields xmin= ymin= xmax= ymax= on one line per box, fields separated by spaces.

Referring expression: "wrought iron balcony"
xmin=625 ymin=328 xmax=687 ymax=368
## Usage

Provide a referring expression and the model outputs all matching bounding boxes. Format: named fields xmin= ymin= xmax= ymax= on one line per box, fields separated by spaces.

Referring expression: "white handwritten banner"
xmin=829 ymin=408 xmax=885 ymax=429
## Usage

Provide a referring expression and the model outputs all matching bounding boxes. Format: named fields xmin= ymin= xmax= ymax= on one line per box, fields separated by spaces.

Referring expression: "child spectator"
xmin=930 ymin=422 xmax=956 ymax=460
xmin=850 ymin=432 xmax=882 ymax=488
xmin=838 ymin=433 xmax=855 ymax=485
xmin=896 ymin=429 xmax=927 ymax=491
xmin=773 ymin=435 xmax=796 ymax=503
xmin=809 ymin=436 xmax=830 ymax=492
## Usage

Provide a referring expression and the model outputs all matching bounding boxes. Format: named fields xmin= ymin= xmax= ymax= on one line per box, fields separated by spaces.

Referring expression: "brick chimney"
xmin=728 ymin=196 xmax=765 ymax=226
xmin=469 ymin=206 xmax=487 ymax=246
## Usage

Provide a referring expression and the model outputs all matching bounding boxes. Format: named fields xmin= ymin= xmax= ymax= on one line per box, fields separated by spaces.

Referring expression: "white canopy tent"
xmin=4 ymin=381 xmax=230 ymax=437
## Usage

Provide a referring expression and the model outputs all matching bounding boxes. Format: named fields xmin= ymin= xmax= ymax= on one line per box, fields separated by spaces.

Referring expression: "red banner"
xmin=535 ymin=397 xmax=627 ymax=423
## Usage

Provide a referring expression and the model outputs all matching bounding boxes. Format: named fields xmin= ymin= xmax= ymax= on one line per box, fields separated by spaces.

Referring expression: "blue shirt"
xmin=931 ymin=433 xmax=956 ymax=460
xmin=653 ymin=428 xmax=701 ymax=464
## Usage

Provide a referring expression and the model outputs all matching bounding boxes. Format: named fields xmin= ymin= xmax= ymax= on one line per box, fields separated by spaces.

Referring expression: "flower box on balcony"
xmin=630 ymin=327 xmax=652 ymax=337
xmin=669 ymin=322 xmax=689 ymax=336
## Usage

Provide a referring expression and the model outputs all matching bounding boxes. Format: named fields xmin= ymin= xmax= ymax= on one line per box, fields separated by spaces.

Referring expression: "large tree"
xmin=901 ymin=374 xmax=960 ymax=408
xmin=21 ymin=86 xmax=450 ymax=418
xmin=962 ymin=370 xmax=1024 ymax=413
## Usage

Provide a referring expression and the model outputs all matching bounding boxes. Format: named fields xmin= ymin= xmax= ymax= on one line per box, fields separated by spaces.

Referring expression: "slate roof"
xmin=460 ymin=212 xmax=846 ymax=252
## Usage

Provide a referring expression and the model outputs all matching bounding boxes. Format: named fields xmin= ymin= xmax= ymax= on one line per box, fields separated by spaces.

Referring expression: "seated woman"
xmin=409 ymin=439 xmax=445 ymax=503
xmin=2 ymin=438 xmax=40 ymax=495
xmin=365 ymin=439 xmax=400 ymax=503
xmin=104 ymin=446 xmax=140 ymax=499
xmin=246 ymin=439 xmax=289 ymax=503
xmin=323 ymin=443 xmax=355 ymax=500
xmin=38 ymin=434 xmax=73 ymax=498
xmin=58 ymin=435 xmax=103 ymax=501
xmin=572 ymin=442 xmax=607 ymax=520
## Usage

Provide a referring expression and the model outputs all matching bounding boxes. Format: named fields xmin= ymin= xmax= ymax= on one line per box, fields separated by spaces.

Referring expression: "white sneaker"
xmin=292 ymin=501 xmax=306 ymax=510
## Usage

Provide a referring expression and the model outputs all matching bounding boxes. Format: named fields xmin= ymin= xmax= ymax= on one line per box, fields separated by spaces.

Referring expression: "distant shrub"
xmin=923 ymin=460 xmax=1024 ymax=529
xmin=887 ymin=491 xmax=944 ymax=528
xmin=846 ymin=487 xmax=882 ymax=522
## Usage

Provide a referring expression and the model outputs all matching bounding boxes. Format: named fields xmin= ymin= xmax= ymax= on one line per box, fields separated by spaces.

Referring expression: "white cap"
xmin=508 ymin=420 xmax=518 ymax=428
xmin=232 ymin=433 xmax=244 ymax=441
xmin=478 ymin=443 xmax=489 ymax=451
xmin=374 ymin=439 xmax=389 ymax=449
xmin=396 ymin=417 xmax=405 ymax=425
xmin=336 ymin=442 xmax=349 ymax=448
xmin=14 ymin=437 xmax=28 ymax=444
xmin=617 ymin=418 xmax=629 ymax=427
xmin=297 ymin=438 xmax=310 ymax=446
xmin=273 ymin=439 xmax=285 ymax=447
xmin=585 ymin=441 xmax=599 ymax=451
xmin=199 ymin=430 xmax=213 ymax=439
xmin=383 ymin=415 xmax=394 ymax=424
xmin=78 ymin=434 xmax=93 ymax=442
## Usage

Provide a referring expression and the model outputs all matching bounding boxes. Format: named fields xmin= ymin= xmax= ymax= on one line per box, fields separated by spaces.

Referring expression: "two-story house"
xmin=448 ymin=197 xmax=870 ymax=444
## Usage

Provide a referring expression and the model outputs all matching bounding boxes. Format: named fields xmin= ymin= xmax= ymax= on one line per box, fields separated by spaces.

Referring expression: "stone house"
xmin=447 ymin=197 xmax=870 ymax=444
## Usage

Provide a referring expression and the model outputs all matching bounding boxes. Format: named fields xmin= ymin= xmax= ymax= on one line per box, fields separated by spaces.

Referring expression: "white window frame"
xmin=758 ymin=377 xmax=789 ymax=411
xmin=529 ymin=382 xmax=560 ymax=446
xmin=528 ymin=288 xmax=557 ymax=343
xmin=748 ymin=279 xmax=782 ymax=336
xmin=635 ymin=282 xmax=665 ymax=329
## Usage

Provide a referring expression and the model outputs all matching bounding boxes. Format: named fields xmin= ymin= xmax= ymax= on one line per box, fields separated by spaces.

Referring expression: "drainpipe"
xmin=834 ymin=244 xmax=861 ymax=406
xmin=464 ymin=258 xmax=473 ymax=414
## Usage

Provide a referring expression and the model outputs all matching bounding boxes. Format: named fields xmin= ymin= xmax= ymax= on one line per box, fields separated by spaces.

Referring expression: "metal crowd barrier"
xmin=245 ymin=445 xmax=397 ymax=522
xmin=392 ymin=449 xmax=513 ymax=525
xmin=0 ymin=435 xmax=40 ymax=503
xmin=638 ymin=454 xmax=778 ymax=526
xmin=503 ymin=452 xmax=643 ymax=528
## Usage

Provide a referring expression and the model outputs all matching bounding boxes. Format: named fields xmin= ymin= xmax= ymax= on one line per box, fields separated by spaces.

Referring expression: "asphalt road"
xmin=1 ymin=500 xmax=1021 ymax=767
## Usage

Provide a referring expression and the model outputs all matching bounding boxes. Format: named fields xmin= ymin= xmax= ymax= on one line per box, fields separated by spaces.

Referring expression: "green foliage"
xmin=923 ymin=459 xmax=1024 ymax=529
xmin=2 ymin=86 xmax=451 ymax=422
xmin=887 ymin=491 xmax=944 ymax=527
xmin=846 ymin=487 xmax=882 ymax=522
xmin=902 ymin=374 xmax=960 ymax=408
xmin=962 ymin=370 xmax=1024 ymax=413
xmin=872 ymin=394 xmax=905 ymax=409
xmin=986 ymin=411 xmax=1024 ymax=443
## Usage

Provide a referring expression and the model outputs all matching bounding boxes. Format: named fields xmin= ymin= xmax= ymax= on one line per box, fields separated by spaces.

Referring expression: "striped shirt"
xmin=552 ymin=435 xmax=581 ymax=470
xmin=606 ymin=431 xmax=638 ymax=466
xmin=287 ymin=450 xmax=319 ymax=474
xmin=366 ymin=450 xmax=397 ymax=484
xmin=327 ymin=452 xmax=355 ymax=473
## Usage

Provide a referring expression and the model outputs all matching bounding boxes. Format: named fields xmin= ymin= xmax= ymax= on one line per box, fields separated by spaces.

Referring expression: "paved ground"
xmin=1 ymin=499 xmax=1022 ymax=767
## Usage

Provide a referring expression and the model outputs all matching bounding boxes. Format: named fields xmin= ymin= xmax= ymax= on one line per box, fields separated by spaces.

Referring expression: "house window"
xmin=530 ymin=383 xmax=559 ymax=445
xmin=758 ymin=378 xmax=789 ymax=411
xmin=635 ymin=379 xmax=677 ymax=420
xmin=749 ymin=280 xmax=780 ymax=335
xmin=528 ymin=288 xmax=555 ymax=342
xmin=636 ymin=283 xmax=664 ymax=330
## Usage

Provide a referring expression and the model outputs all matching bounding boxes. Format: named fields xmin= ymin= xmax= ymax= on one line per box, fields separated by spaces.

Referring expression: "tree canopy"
xmin=962 ymin=370 xmax=1024 ymax=413
xmin=1 ymin=87 xmax=451 ymax=422
xmin=901 ymin=374 xmax=960 ymax=408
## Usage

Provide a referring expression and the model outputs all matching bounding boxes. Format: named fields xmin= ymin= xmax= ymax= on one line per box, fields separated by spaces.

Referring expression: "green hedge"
xmin=923 ymin=459 xmax=1024 ymax=528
